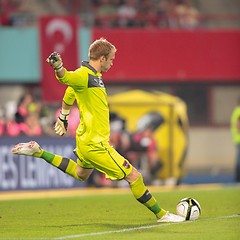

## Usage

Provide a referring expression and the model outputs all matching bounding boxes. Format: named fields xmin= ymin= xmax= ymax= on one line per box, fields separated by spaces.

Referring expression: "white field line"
xmin=52 ymin=214 xmax=240 ymax=240
xmin=1 ymin=214 xmax=239 ymax=240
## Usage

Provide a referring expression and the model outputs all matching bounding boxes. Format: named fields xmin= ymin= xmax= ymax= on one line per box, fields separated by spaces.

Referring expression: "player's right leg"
xmin=126 ymin=168 xmax=185 ymax=223
xmin=11 ymin=141 xmax=91 ymax=181
xmin=79 ymin=141 xmax=185 ymax=223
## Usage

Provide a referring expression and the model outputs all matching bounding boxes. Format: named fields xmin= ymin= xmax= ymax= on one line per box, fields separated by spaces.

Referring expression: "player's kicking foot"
xmin=11 ymin=141 xmax=42 ymax=156
xmin=157 ymin=211 xmax=185 ymax=223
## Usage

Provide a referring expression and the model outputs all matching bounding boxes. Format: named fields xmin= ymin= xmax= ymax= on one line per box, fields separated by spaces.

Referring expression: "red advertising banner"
xmin=93 ymin=29 xmax=240 ymax=82
xmin=40 ymin=16 xmax=79 ymax=102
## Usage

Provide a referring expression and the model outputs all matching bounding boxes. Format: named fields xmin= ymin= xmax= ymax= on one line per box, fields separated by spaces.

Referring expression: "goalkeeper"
xmin=11 ymin=38 xmax=184 ymax=223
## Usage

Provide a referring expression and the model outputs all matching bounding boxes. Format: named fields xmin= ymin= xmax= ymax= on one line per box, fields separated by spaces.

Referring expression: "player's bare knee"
xmin=124 ymin=167 xmax=141 ymax=184
xmin=76 ymin=165 xmax=93 ymax=181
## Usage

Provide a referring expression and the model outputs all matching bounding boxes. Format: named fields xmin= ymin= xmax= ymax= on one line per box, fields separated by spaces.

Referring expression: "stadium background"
xmin=0 ymin=0 xmax=240 ymax=191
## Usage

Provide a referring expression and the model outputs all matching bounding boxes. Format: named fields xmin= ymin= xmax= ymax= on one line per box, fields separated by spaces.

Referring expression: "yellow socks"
xmin=33 ymin=150 xmax=83 ymax=181
xmin=130 ymin=174 xmax=166 ymax=219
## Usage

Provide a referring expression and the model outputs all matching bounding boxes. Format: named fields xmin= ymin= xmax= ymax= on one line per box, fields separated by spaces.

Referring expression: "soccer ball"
xmin=176 ymin=197 xmax=201 ymax=221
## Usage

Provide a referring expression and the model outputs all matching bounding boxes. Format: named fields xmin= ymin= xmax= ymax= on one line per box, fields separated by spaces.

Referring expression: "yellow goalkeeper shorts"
xmin=75 ymin=140 xmax=133 ymax=180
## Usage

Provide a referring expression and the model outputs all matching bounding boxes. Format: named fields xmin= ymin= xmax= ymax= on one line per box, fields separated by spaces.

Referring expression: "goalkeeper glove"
xmin=46 ymin=52 xmax=63 ymax=71
xmin=54 ymin=111 xmax=69 ymax=136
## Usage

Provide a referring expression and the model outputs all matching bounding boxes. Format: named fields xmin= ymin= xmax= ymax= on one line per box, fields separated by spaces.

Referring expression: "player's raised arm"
xmin=46 ymin=51 xmax=67 ymax=136
xmin=46 ymin=52 xmax=65 ymax=78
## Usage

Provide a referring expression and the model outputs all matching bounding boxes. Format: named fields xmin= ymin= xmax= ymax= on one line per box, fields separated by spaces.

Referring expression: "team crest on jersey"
xmin=123 ymin=160 xmax=130 ymax=169
xmin=98 ymin=79 xmax=104 ymax=87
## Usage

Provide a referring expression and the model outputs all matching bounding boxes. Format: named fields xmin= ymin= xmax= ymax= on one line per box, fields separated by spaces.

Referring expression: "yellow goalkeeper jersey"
xmin=57 ymin=61 xmax=110 ymax=144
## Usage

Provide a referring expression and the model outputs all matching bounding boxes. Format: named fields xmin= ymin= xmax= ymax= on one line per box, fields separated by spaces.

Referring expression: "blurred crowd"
xmin=93 ymin=0 xmax=201 ymax=29
xmin=0 ymin=0 xmax=23 ymax=26
xmin=0 ymin=0 xmax=201 ymax=29
xmin=0 ymin=92 xmax=81 ymax=137
xmin=0 ymin=92 xmax=53 ymax=137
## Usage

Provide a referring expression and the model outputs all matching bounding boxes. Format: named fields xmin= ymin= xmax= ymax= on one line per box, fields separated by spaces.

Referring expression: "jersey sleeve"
xmin=56 ymin=68 xmax=87 ymax=88
xmin=63 ymin=86 xmax=76 ymax=106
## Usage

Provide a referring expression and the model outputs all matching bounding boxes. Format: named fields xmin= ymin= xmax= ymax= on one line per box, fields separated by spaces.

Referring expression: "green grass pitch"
xmin=0 ymin=185 xmax=239 ymax=240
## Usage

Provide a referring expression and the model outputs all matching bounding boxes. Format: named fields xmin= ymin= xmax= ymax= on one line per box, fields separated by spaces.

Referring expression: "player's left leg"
xmin=11 ymin=141 xmax=92 ymax=181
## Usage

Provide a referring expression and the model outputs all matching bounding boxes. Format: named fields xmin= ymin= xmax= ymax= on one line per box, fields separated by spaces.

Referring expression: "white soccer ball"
xmin=176 ymin=197 xmax=201 ymax=221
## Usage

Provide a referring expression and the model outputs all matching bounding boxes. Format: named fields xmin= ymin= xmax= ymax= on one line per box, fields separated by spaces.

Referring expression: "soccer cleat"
xmin=157 ymin=211 xmax=185 ymax=223
xmin=11 ymin=141 xmax=42 ymax=156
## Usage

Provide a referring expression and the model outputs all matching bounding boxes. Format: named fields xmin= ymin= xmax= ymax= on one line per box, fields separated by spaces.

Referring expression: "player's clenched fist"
xmin=54 ymin=111 xmax=69 ymax=136
xmin=46 ymin=52 xmax=63 ymax=71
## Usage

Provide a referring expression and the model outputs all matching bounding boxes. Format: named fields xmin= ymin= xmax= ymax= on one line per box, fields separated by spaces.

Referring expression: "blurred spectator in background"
xmin=110 ymin=112 xmax=130 ymax=156
xmin=6 ymin=92 xmax=35 ymax=136
xmin=1 ymin=0 xmax=48 ymax=27
xmin=15 ymin=93 xmax=34 ymax=124
xmin=5 ymin=92 xmax=47 ymax=136
xmin=0 ymin=0 xmax=23 ymax=26
xmin=117 ymin=0 xmax=138 ymax=27
xmin=127 ymin=112 xmax=164 ymax=184
xmin=154 ymin=0 xmax=172 ymax=28
xmin=94 ymin=0 xmax=118 ymax=28
xmin=134 ymin=0 xmax=155 ymax=28
xmin=173 ymin=0 xmax=200 ymax=29
xmin=230 ymin=97 xmax=240 ymax=182
xmin=21 ymin=112 xmax=42 ymax=136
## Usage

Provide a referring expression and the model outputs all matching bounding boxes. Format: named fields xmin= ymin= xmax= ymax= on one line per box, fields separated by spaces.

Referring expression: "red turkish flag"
xmin=40 ymin=16 xmax=79 ymax=103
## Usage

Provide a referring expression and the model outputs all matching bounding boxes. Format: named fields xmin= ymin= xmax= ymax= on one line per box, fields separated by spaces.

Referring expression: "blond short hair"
xmin=88 ymin=37 xmax=117 ymax=61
